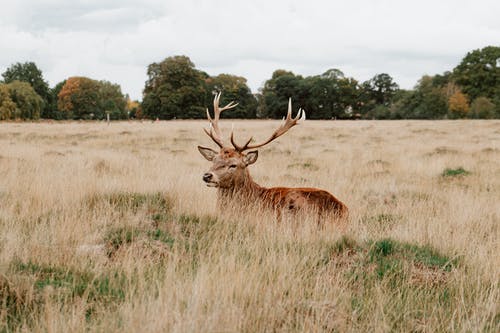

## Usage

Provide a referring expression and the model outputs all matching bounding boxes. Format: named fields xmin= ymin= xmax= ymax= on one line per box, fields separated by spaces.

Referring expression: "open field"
xmin=0 ymin=120 xmax=499 ymax=332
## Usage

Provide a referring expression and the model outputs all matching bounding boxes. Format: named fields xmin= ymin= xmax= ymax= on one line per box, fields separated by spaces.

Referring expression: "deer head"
xmin=198 ymin=92 xmax=305 ymax=189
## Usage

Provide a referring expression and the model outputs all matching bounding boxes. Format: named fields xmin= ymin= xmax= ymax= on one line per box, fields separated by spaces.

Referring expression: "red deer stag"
xmin=198 ymin=93 xmax=348 ymax=222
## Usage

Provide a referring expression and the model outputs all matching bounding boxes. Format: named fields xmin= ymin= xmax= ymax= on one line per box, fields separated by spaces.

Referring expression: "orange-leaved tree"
xmin=448 ymin=91 xmax=470 ymax=118
xmin=58 ymin=77 xmax=100 ymax=119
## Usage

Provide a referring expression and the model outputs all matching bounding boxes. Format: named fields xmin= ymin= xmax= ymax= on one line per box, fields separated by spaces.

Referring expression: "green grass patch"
xmin=12 ymin=261 xmax=126 ymax=302
xmin=368 ymin=238 xmax=457 ymax=273
xmin=316 ymin=236 xmax=457 ymax=276
xmin=1 ymin=261 xmax=127 ymax=329
xmin=104 ymin=225 xmax=142 ymax=255
xmin=321 ymin=237 xmax=458 ymax=283
xmin=337 ymin=238 xmax=462 ymax=330
xmin=147 ymin=229 xmax=175 ymax=247
xmin=104 ymin=225 xmax=175 ymax=257
xmin=177 ymin=214 xmax=218 ymax=238
xmin=441 ymin=167 xmax=471 ymax=177
xmin=86 ymin=191 xmax=172 ymax=224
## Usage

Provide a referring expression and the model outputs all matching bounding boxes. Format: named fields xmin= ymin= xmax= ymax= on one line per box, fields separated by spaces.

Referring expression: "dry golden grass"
xmin=0 ymin=119 xmax=499 ymax=332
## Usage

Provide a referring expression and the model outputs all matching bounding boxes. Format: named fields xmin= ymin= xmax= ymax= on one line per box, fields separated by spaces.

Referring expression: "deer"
xmin=198 ymin=93 xmax=348 ymax=224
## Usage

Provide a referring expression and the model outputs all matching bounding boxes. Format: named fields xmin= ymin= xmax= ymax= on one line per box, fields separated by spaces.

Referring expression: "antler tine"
xmin=230 ymin=131 xmax=253 ymax=152
xmin=231 ymin=98 xmax=306 ymax=152
xmin=286 ymin=97 xmax=293 ymax=119
xmin=204 ymin=92 xmax=238 ymax=148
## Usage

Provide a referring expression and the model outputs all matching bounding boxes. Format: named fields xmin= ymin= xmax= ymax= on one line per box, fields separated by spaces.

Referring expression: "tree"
xmin=470 ymin=97 xmax=495 ymax=119
xmin=453 ymin=46 xmax=500 ymax=101
xmin=388 ymin=89 xmax=413 ymax=119
xmin=4 ymin=81 xmax=43 ymax=120
xmin=361 ymin=73 xmax=399 ymax=107
xmin=304 ymin=69 xmax=358 ymax=119
xmin=126 ymin=96 xmax=141 ymax=119
xmin=50 ymin=80 xmax=67 ymax=119
xmin=260 ymin=70 xmax=308 ymax=118
xmin=207 ymin=74 xmax=257 ymax=118
xmin=392 ymin=76 xmax=447 ymax=119
xmin=442 ymin=81 xmax=462 ymax=100
xmin=1 ymin=62 xmax=52 ymax=118
xmin=448 ymin=91 xmax=470 ymax=118
xmin=57 ymin=77 xmax=101 ymax=119
xmin=57 ymin=77 xmax=127 ymax=120
xmin=142 ymin=55 xmax=208 ymax=119
xmin=307 ymin=69 xmax=360 ymax=119
xmin=261 ymin=68 xmax=361 ymax=119
xmin=0 ymin=84 xmax=16 ymax=120
xmin=98 ymin=80 xmax=127 ymax=120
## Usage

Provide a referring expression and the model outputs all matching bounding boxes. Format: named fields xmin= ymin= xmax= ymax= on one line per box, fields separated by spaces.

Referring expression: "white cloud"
xmin=1 ymin=0 xmax=499 ymax=100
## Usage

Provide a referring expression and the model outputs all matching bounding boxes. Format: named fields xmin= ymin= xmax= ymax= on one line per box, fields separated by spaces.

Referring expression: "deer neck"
xmin=218 ymin=169 xmax=263 ymax=202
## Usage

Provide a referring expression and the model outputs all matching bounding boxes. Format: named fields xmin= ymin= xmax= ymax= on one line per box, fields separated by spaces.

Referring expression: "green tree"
xmin=388 ymin=90 xmax=413 ymax=119
xmin=0 ymin=84 xmax=16 ymax=120
xmin=261 ymin=70 xmax=308 ymax=119
xmin=392 ymin=76 xmax=447 ymax=119
xmin=50 ymin=80 xmax=67 ymax=119
xmin=307 ymin=69 xmax=360 ymax=119
xmin=98 ymin=80 xmax=127 ymax=120
xmin=361 ymin=73 xmax=399 ymax=107
xmin=453 ymin=46 xmax=500 ymax=101
xmin=207 ymin=74 xmax=257 ymax=118
xmin=261 ymin=69 xmax=360 ymax=119
xmin=1 ymin=62 xmax=53 ymax=118
xmin=142 ymin=55 xmax=208 ymax=119
xmin=5 ymin=81 xmax=43 ymax=120
xmin=431 ymin=71 xmax=452 ymax=87
xmin=470 ymin=96 xmax=496 ymax=119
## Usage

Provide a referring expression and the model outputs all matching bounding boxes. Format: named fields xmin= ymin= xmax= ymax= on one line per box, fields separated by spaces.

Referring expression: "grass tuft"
xmin=441 ymin=167 xmax=471 ymax=177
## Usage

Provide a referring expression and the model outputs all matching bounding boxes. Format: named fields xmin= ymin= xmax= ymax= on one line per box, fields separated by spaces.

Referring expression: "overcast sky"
xmin=1 ymin=0 xmax=499 ymax=100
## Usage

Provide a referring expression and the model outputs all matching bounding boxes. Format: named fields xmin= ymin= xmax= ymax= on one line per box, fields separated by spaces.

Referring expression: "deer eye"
xmin=229 ymin=164 xmax=237 ymax=169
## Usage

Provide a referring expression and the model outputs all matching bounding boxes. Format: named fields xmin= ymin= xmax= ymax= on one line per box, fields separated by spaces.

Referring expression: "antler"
xmin=231 ymin=98 xmax=305 ymax=152
xmin=203 ymin=92 xmax=238 ymax=148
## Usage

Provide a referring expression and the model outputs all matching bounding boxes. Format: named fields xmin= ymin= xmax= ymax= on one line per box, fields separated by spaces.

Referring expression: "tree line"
xmin=1 ymin=46 xmax=498 ymax=120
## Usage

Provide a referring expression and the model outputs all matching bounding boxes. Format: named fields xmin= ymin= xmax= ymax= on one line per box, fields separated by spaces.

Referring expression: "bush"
xmin=470 ymin=97 xmax=496 ymax=119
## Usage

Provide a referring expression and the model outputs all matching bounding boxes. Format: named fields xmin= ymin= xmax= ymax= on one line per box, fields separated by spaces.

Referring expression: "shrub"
xmin=470 ymin=97 xmax=496 ymax=119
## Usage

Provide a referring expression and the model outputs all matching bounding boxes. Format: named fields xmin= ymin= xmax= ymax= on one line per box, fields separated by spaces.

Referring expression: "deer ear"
xmin=244 ymin=150 xmax=258 ymax=166
xmin=198 ymin=146 xmax=218 ymax=161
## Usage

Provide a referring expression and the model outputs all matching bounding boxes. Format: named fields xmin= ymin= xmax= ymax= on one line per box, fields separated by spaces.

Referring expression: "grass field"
xmin=0 ymin=120 xmax=499 ymax=332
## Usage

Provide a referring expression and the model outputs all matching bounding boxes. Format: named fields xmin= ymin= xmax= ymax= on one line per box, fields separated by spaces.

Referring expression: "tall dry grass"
xmin=0 ymin=120 xmax=499 ymax=332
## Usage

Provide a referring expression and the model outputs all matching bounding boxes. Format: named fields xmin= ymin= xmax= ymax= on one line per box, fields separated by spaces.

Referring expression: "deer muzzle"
xmin=203 ymin=173 xmax=213 ymax=182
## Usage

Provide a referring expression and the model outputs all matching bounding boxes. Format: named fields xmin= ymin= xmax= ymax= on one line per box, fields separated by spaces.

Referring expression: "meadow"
xmin=0 ymin=119 xmax=498 ymax=332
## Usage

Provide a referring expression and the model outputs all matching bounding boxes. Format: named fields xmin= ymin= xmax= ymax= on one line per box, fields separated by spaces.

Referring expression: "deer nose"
xmin=203 ymin=173 xmax=213 ymax=182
